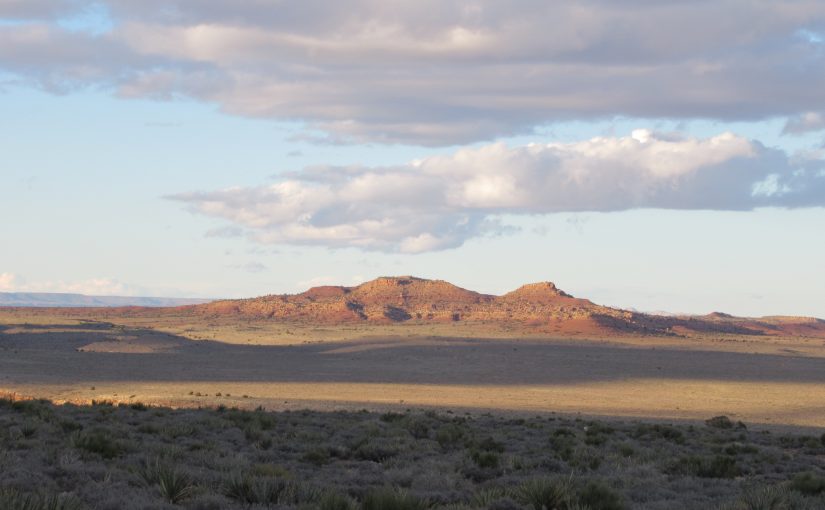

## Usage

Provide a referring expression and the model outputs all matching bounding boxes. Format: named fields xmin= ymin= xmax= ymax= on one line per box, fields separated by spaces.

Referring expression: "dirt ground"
xmin=1 ymin=309 xmax=824 ymax=431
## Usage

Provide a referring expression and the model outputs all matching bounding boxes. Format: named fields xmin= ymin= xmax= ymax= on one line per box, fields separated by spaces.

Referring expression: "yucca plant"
xmin=515 ymin=477 xmax=576 ymax=510
xmin=138 ymin=457 xmax=195 ymax=504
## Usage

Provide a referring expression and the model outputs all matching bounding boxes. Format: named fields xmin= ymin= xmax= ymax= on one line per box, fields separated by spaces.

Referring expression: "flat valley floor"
xmin=1 ymin=309 xmax=824 ymax=431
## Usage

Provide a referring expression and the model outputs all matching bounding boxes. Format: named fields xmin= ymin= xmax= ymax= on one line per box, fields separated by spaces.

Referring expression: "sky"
xmin=1 ymin=0 xmax=824 ymax=317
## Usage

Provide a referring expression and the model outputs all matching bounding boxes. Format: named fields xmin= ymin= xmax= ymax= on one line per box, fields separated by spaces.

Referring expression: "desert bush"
xmin=69 ymin=428 xmax=126 ymax=459
xmin=353 ymin=439 xmax=400 ymax=462
xmin=471 ymin=487 xmax=509 ymax=507
xmin=223 ymin=472 xmax=286 ymax=505
xmin=789 ymin=471 xmax=825 ymax=496
xmin=436 ymin=423 xmax=468 ymax=450
xmin=732 ymin=485 xmax=791 ymax=510
xmin=475 ymin=436 xmax=505 ymax=453
xmin=470 ymin=450 xmax=500 ymax=469
xmin=317 ymin=490 xmax=358 ymax=510
xmin=632 ymin=423 xmax=684 ymax=444
xmin=361 ymin=487 xmax=428 ymax=510
xmin=0 ymin=488 xmax=84 ymax=510
xmin=668 ymin=455 xmax=741 ymax=479
xmin=303 ymin=446 xmax=331 ymax=465
xmin=577 ymin=481 xmax=625 ymax=510
xmin=707 ymin=416 xmax=746 ymax=430
xmin=515 ymin=477 xmax=575 ymax=510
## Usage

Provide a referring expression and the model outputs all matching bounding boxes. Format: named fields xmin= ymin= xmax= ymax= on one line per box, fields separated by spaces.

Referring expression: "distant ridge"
xmin=191 ymin=276 xmax=825 ymax=338
xmin=0 ymin=292 xmax=212 ymax=308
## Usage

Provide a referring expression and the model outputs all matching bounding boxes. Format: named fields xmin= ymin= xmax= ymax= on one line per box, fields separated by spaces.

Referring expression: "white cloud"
xmin=0 ymin=272 xmax=145 ymax=295
xmin=0 ymin=272 xmax=18 ymax=291
xmin=171 ymin=130 xmax=825 ymax=253
xmin=2 ymin=1 xmax=825 ymax=144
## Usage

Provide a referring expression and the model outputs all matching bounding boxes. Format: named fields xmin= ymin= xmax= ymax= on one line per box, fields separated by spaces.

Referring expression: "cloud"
xmin=171 ymin=130 xmax=825 ymax=253
xmin=2 ymin=1 xmax=825 ymax=144
xmin=783 ymin=112 xmax=825 ymax=135
xmin=229 ymin=262 xmax=267 ymax=274
xmin=0 ymin=272 xmax=145 ymax=295
xmin=0 ymin=272 xmax=18 ymax=291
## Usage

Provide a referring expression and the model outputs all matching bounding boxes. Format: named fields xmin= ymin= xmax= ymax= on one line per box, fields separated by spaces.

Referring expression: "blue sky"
xmin=1 ymin=1 xmax=824 ymax=317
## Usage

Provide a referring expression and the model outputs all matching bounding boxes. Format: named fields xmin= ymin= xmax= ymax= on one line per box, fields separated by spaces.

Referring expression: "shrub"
xmin=139 ymin=458 xmax=195 ymax=504
xmin=735 ymin=485 xmax=791 ymax=510
xmin=668 ymin=455 xmax=740 ymax=479
xmin=577 ymin=481 xmax=625 ymax=510
xmin=515 ymin=478 xmax=575 ymax=510
xmin=789 ymin=471 xmax=825 ymax=495
xmin=470 ymin=450 xmax=500 ymax=469
xmin=436 ymin=423 xmax=467 ymax=450
xmin=633 ymin=423 xmax=684 ymax=444
xmin=0 ymin=489 xmax=83 ymax=510
xmin=303 ymin=447 xmax=331 ymax=466
xmin=361 ymin=487 xmax=427 ymax=510
xmin=317 ymin=491 xmax=357 ymax=510
xmin=70 ymin=429 xmax=126 ymax=459
xmin=706 ymin=416 xmax=733 ymax=429
xmin=471 ymin=487 xmax=510 ymax=507
xmin=476 ymin=436 xmax=505 ymax=453
xmin=223 ymin=473 xmax=285 ymax=505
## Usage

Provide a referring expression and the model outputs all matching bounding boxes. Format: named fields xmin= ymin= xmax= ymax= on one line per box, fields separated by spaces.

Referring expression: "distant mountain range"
xmin=0 ymin=292 xmax=213 ymax=308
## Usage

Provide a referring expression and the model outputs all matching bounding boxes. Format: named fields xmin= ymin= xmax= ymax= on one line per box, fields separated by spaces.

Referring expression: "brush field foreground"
xmin=2 ymin=398 xmax=825 ymax=509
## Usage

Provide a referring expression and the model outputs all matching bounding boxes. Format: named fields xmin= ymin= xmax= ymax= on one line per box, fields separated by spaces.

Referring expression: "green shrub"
xmin=303 ymin=447 xmax=331 ymax=466
xmin=223 ymin=473 xmax=285 ymax=505
xmin=735 ymin=485 xmax=791 ymax=510
xmin=361 ymin=487 xmax=427 ymax=510
xmin=470 ymin=450 xmax=500 ymax=469
xmin=577 ymin=481 xmax=625 ymax=510
xmin=475 ymin=436 xmax=505 ymax=453
xmin=139 ymin=458 xmax=195 ymax=504
xmin=317 ymin=491 xmax=357 ymax=510
xmin=515 ymin=477 xmax=575 ymax=510
xmin=0 ymin=489 xmax=83 ymax=510
xmin=70 ymin=429 xmax=126 ymax=459
xmin=668 ymin=455 xmax=740 ymax=479
xmin=789 ymin=471 xmax=825 ymax=495
xmin=436 ymin=423 xmax=467 ymax=450
xmin=471 ymin=487 xmax=509 ymax=507
xmin=633 ymin=423 xmax=684 ymax=444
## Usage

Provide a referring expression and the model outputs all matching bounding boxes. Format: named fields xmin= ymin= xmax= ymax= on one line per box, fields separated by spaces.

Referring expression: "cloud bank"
xmin=0 ymin=272 xmax=144 ymax=295
xmin=171 ymin=131 xmax=825 ymax=253
xmin=2 ymin=1 xmax=825 ymax=144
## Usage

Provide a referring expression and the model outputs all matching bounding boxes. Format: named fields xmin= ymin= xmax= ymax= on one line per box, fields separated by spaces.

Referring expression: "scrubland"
xmin=2 ymin=397 xmax=825 ymax=510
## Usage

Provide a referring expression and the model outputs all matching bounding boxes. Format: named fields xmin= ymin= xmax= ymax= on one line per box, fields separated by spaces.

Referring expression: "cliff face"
xmin=190 ymin=276 xmax=825 ymax=338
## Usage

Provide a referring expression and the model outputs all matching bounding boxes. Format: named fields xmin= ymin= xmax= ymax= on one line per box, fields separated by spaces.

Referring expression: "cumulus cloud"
xmin=2 ymin=1 xmax=825 ymax=144
xmin=170 ymin=130 xmax=825 ymax=253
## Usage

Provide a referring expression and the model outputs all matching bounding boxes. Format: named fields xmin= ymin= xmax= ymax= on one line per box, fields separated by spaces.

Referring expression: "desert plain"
xmin=2 ymin=276 xmax=824 ymax=430
xmin=2 ymin=277 xmax=825 ymax=509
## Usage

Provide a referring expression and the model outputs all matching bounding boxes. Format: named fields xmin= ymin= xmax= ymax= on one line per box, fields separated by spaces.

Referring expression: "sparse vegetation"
xmin=1 ymin=397 xmax=825 ymax=509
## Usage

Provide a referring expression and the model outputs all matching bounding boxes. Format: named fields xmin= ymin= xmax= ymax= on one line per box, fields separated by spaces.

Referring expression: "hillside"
xmin=192 ymin=276 xmax=825 ymax=338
